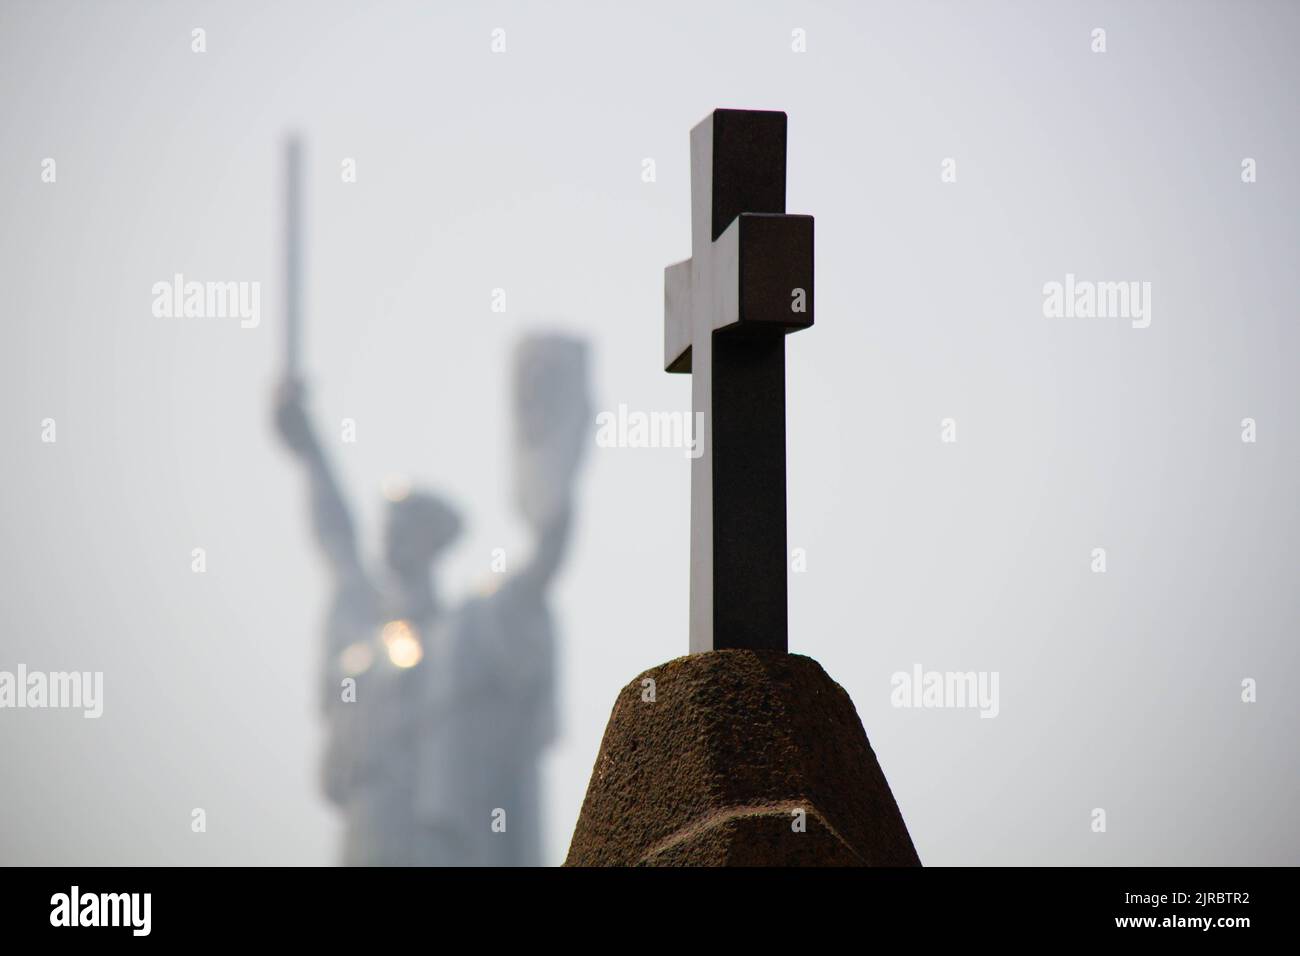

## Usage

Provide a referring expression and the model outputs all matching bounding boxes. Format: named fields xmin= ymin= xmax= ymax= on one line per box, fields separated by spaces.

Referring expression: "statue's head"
xmin=382 ymin=485 xmax=462 ymax=574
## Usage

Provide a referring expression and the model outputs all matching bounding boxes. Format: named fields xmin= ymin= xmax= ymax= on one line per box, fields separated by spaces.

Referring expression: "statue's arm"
xmin=274 ymin=382 xmax=365 ymax=582
xmin=514 ymin=502 xmax=574 ymax=595
xmin=306 ymin=452 xmax=364 ymax=580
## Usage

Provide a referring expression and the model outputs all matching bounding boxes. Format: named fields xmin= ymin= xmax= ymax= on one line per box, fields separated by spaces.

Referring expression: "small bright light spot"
xmin=382 ymin=474 xmax=412 ymax=502
xmin=339 ymin=641 xmax=374 ymax=676
xmin=382 ymin=619 xmax=423 ymax=668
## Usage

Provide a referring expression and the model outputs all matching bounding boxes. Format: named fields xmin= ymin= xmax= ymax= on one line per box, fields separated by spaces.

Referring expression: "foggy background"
xmin=1 ymin=0 xmax=1297 ymax=865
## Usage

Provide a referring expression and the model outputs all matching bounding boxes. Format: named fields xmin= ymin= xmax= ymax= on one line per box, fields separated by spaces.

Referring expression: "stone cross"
xmin=663 ymin=109 xmax=814 ymax=654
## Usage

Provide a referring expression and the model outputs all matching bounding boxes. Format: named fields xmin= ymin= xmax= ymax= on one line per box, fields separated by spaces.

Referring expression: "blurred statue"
xmin=274 ymin=333 xmax=591 ymax=865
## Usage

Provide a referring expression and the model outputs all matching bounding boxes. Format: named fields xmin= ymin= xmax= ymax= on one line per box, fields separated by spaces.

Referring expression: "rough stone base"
xmin=564 ymin=650 xmax=920 ymax=866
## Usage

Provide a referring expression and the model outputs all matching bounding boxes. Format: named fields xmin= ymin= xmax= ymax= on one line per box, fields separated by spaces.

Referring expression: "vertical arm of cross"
xmin=662 ymin=109 xmax=814 ymax=654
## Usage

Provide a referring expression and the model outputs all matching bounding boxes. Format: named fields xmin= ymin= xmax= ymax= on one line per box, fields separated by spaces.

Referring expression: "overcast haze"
xmin=1 ymin=0 xmax=1297 ymax=865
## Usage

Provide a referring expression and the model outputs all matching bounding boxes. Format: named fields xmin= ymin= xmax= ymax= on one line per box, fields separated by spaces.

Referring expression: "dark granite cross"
xmin=663 ymin=109 xmax=814 ymax=654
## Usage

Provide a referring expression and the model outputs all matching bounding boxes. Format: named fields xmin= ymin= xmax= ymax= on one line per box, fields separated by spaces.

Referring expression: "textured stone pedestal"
xmin=564 ymin=650 xmax=920 ymax=866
